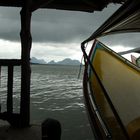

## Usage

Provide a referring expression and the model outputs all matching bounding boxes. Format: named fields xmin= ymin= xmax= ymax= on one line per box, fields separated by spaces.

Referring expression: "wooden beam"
xmin=0 ymin=59 xmax=21 ymax=66
xmin=30 ymin=0 xmax=54 ymax=12
xmin=20 ymin=1 xmax=32 ymax=127
xmin=0 ymin=0 xmax=22 ymax=7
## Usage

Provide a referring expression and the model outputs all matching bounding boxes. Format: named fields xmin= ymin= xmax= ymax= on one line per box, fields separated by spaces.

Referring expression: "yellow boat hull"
xmin=83 ymin=40 xmax=140 ymax=140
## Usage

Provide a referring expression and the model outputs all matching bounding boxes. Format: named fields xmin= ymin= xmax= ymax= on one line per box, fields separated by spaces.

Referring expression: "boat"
xmin=82 ymin=0 xmax=140 ymax=139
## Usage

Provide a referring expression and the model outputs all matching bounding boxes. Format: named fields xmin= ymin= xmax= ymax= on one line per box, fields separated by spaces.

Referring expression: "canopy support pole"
xmin=20 ymin=2 xmax=32 ymax=127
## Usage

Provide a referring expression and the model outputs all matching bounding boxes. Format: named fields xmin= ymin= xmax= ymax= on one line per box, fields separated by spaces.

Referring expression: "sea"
xmin=0 ymin=64 xmax=94 ymax=140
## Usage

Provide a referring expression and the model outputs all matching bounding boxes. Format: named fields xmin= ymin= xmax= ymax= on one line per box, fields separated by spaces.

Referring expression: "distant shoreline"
xmin=30 ymin=57 xmax=81 ymax=66
xmin=31 ymin=63 xmax=83 ymax=66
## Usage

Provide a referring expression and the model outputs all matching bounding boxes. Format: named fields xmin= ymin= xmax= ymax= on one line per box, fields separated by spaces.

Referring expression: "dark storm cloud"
xmin=31 ymin=16 xmax=91 ymax=43
xmin=2 ymin=4 xmax=139 ymax=48
xmin=0 ymin=7 xmax=21 ymax=41
xmin=0 ymin=5 xmax=119 ymax=42
xmin=100 ymin=33 xmax=140 ymax=48
xmin=31 ymin=5 xmax=120 ymax=43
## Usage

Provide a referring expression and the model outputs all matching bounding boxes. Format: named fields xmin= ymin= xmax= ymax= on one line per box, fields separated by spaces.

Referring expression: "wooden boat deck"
xmin=0 ymin=121 xmax=41 ymax=140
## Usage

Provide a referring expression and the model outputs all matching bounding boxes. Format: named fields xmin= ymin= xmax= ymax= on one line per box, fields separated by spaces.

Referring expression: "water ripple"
xmin=0 ymin=65 xmax=93 ymax=140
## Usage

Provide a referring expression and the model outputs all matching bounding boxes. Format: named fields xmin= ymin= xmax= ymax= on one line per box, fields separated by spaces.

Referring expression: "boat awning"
xmin=0 ymin=0 xmax=125 ymax=12
xmin=82 ymin=0 xmax=140 ymax=44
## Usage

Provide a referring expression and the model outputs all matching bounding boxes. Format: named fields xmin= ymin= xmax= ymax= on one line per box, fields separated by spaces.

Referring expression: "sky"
xmin=0 ymin=4 xmax=140 ymax=62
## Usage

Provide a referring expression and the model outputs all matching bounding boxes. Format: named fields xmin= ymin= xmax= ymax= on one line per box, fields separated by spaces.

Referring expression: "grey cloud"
xmin=0 ymin=4 xmax=128 ymax=45
xmin=100 ymin=33 xmax=140 ymax=49
xmin=31 ymin=5 xmax=120 ymax=43
xmin=0 ymin=7 xmax=20 ymax=41
xmin=0 ymin=7 xmax=20 ymax=20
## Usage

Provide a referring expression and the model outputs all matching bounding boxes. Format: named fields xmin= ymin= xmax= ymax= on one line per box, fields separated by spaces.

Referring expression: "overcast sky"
xmin=0 ymin=4 xmax=140 ymax=62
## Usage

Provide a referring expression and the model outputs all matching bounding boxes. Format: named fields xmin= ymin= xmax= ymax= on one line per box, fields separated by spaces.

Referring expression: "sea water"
xmin=0 ymin=65 xmax=93 ymax=140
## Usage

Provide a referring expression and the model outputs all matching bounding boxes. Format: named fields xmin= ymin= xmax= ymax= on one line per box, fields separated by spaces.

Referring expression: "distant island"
xmin=30 ymin=57 xmax=47 ymax=64
xmin=30 ymin=57 xmax=81 ymax=65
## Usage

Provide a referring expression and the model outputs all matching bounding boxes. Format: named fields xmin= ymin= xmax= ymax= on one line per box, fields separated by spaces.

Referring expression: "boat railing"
xmin=0 ymin=59 xmax=21 ymax=114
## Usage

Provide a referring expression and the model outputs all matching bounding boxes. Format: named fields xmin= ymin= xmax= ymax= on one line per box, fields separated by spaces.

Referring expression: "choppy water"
xmin=0 ymin=65 xmax=93 ymax=140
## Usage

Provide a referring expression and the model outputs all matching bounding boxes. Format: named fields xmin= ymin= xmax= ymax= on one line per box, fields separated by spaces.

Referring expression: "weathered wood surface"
xmin=0 ymin=121 xmax=41 ymax=140
xmin=0 ymin=59 xmax=21 ymax=66
xmin=20 ymin=1 xmax=32 ymax=127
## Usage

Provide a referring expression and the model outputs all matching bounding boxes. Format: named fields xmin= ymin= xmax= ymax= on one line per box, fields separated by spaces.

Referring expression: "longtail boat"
xmin=82 ymin=0 xmax=140 ymax=139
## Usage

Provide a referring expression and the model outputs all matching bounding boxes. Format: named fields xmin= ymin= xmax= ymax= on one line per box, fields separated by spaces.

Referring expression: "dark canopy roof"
xmin=82 ymin=0 xmax=140 ymax=44
xmin=0 ymin=0 xmax=125 ymax=12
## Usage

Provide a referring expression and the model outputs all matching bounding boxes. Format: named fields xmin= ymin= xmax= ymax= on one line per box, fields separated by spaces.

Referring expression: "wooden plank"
xmin=0 ymin=0 xmax=125 ymax=12
xmin=0 ymin=59 xmax=21 ymax=66
xmin=30 ymin=0 xmax=53 ymax=12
